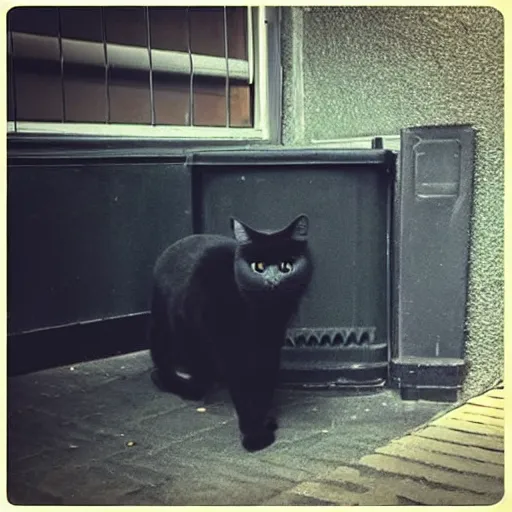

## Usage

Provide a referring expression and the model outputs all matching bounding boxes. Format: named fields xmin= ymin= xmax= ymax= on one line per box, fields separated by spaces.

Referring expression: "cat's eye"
xmin=279 ymin=261 xmax=293 ymax=273
xmin=251 ymin=262 xmax=266 ymax=273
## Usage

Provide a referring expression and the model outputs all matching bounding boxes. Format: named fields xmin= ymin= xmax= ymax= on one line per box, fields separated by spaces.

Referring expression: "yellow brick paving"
xmin=269 ymin=383 xmax=505 ymax=506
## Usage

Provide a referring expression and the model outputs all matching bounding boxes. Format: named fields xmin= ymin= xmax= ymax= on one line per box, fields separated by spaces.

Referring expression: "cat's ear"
xmin=231 ymin=218 xmax=252 ymax=244
xmin=288 ymin=214 xmax=309 ymax=241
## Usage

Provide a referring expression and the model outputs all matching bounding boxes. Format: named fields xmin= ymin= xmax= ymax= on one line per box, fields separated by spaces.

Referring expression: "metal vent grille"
xmin=285 ymin=327 xmax=377 ymax=348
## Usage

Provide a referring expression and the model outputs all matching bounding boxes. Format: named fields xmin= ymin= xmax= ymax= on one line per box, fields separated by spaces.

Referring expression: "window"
xmin=7 ymin=6 xmax=278 ymax=140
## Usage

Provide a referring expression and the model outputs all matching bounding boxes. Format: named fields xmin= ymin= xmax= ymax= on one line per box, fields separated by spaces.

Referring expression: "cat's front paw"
xmin=242 ymin=429 xmax=275 ymax=452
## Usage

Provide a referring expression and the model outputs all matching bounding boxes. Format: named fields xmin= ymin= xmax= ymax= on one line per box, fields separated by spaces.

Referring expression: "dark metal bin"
xmin=190 ymin=148 xmax=396 ymax=388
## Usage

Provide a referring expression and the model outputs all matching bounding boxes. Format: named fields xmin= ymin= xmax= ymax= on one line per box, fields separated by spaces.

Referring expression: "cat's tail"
xmin=150 ymin=367 xmax=208 ymax=401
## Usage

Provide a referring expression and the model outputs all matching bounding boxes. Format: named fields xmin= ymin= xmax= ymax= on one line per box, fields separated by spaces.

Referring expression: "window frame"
xmin=7 ymin=7 xmax=282 ymax=144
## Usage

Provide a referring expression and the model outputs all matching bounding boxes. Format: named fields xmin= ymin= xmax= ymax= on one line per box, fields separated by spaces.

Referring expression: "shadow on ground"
xmin=7 ymin=350 xmax=452 ymax=506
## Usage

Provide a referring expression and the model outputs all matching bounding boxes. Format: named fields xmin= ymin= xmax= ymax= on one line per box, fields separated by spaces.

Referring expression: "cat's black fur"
xmin=149 ymin=215 xmax=312 ymax=451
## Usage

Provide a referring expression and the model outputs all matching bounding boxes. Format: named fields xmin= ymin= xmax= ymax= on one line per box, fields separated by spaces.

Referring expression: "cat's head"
xmin=230 ymin=215 xmax=312 ymax=305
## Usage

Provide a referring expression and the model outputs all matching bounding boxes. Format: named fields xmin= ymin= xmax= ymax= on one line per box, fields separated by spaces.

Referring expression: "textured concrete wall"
xmin=281 ymin=6 xmax=504 ymax=399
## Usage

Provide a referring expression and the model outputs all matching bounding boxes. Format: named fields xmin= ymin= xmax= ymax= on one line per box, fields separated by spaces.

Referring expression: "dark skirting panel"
xmin=7 ymin=160 xmax=192 ymax=335
xmin=8 ymin=133 xmax=475 ymax=397
xmin=190 ymin=148 xmax=396 ymax=388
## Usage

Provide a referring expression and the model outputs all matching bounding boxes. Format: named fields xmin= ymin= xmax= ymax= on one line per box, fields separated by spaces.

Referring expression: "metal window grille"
xmin=7 ymin=6 xmax=271 ymax=139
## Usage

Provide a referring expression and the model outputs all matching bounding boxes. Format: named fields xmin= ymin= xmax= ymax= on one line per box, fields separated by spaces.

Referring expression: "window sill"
xmin=7 ymin=121 xmax=267 ymax=141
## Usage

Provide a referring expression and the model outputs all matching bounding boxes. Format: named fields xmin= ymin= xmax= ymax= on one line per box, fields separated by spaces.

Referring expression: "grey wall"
xmin=281 ymin=6 xmax=504 ymax=399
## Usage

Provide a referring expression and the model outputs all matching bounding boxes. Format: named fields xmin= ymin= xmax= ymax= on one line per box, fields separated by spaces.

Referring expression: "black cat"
xmin=149 ymin=215 xmax=312 ymax=451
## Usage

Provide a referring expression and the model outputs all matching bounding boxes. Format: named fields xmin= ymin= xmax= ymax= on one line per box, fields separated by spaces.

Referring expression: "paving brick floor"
xmin=266 ymin=383 xmax=505 ymax=506
xmin=7 ymin=350 xmax=499 ymax=506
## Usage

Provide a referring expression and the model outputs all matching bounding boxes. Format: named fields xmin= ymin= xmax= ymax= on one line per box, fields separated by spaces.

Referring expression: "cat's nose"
xmin=265 ymin=268 xmax=281 ymax=287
